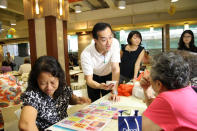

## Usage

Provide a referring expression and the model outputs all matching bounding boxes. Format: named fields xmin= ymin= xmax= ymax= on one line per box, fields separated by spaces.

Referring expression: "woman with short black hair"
xmin=119 ymin=31 xmax=145 ymax=84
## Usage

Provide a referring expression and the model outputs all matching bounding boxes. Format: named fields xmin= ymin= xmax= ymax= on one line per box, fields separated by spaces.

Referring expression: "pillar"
xmin=162 ymin=24 xmax=170 ymax=52
xmin=23 ymin=0 xmax=70 ymax=85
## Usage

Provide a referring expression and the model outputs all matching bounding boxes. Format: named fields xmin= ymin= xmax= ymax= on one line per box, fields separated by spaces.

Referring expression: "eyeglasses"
xmin=183 ymin=35 xmax=192 ymax=38
xmin=98 ymin=35 xmax=114 ymax=43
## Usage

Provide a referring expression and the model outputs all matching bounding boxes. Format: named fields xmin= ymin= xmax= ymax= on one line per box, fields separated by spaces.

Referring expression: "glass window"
xmin=115 ymin=28 xmax=162 ymax=55
xmin=3 ymin=44 xmax=18 ymax=56
xmin=68 ymin=35 xmax=78 ymax=52
xmin=170 ymin=25 xmax=197 ymax=49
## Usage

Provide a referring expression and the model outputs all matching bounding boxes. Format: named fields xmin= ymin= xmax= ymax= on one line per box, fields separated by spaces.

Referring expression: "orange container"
xmin=118 ymin=84 xmax=134 ymax=96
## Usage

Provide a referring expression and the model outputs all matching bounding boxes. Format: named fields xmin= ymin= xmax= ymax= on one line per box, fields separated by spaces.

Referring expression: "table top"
xmin=69 ymin=70 xmax=83 ymax=76
xmin=46 ymin=93 xmax=147 ymax=131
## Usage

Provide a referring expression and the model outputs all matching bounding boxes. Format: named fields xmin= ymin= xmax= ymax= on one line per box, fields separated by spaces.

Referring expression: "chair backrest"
xmin=15 ymin=109 xmax=21 ymax=120
xmin=1 ymin=104 xmax=22 ymax=131
xmin=21 ymin=73 xmax=29 ymax=82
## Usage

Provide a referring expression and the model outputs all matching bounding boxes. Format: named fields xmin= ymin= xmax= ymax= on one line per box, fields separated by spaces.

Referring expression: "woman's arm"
xmin=142 ymin=114 xmax=161 ymax=131
xmin=19 ymin=106 xmax=39 ymax=131
xmin=120 ymin=50 xmax=123 ymax=58
xmin=133 ymin=49 xmax=145 ymax=80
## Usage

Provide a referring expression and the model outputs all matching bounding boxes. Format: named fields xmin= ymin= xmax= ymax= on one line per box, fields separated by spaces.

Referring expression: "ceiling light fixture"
xmin=171 ymin=0 xmax=178 ymax=2
xmin=10 ymin=20 xmax=16 ymax=25
xmin=0 ymin=0 xmax=7 ymax=9
xmin=35 ymin=0 xmax=40 ymax=14
xmin=118 ymin=0 xmax=126 ymax=9
xmin=150 ymin=26 xmax=154 ymax=32
xmin=59 ymin=0 xmax=63 ymax=16
xmin=184 ymin=23 xmax=189 ymax=30
xmin=81 ymin=31 xmax=86 ymax=35
xmin=120 ymin=29 xmax=125 ymax=35
xmin=75 ymin=5 xmax=81 ymax=13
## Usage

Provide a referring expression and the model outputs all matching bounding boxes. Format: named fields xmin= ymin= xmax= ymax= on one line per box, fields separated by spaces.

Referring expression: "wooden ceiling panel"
xmin=104 ymin=0 xmax=116 ymax=8
xmin=87 ymin=0 xmax=102 ymax=8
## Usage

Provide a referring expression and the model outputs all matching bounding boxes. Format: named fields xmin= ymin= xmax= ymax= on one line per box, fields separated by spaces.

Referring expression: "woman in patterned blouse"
xmin=19 ymin=56 xmax=91 ymax=131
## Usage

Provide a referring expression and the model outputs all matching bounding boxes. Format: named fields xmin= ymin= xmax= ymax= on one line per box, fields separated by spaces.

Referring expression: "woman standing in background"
xmin=119 ymin=31 xmax=145 ymax=84
xmin=178 ymin=30 xmax=197 ymax=53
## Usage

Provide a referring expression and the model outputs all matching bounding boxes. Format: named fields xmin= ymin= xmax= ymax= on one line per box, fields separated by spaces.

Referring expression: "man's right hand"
xmin=99 ymin=83 xmax=114 ymax=90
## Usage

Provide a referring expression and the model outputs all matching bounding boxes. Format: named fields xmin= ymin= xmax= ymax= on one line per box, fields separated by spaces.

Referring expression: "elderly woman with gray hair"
xmin=141 ymin=52 xmax=197 ymax=131
xmin=176 ymin=51 xmax=197 ymax=89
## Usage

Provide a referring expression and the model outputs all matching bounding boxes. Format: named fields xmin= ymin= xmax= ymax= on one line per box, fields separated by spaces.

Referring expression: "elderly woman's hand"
xmin=140 ymin=71 xmax=151 ymax=90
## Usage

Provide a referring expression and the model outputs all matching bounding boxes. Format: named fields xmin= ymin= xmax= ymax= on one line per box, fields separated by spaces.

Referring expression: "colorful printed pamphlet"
xmin=49 ymin=103 xmax=119 ymax=131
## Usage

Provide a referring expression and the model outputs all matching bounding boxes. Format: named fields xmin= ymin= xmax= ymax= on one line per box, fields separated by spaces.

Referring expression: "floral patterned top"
xmin=20 ymin=86 xmax=73 ymax=130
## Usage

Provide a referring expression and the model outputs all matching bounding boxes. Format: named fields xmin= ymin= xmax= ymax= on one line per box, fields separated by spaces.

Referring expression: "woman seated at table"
xmin=19 ymin=56 xmax=91 ymax=131
xmin=1 ymin=61 xmax=12 ymax=73
xmin=18 ymin=58 xmax=31 ymax=74
xmin=141 ymin=52 xmax=197 ymax=131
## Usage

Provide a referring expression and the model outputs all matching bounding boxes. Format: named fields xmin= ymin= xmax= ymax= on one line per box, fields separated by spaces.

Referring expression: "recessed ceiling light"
xmin=10 ymin=20 xmax=16 ymax=25
xmin=184 ymin=23 xmax=189 ymax=30
xmin=118 ymin=0 xmax=126 ymax=9
xmin=75 ymin=5 xmax=81 ymax=13
xmin=0 ymin=0 xmax=7 ymax=9
xmin=171 ymin=0 xmax=178 ymax=2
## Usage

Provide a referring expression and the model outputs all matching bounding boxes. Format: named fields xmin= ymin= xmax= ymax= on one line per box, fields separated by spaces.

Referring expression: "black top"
xmin=120 ymin=45 xmax=144 ymax=79
xmin=21 ymin=86 xmax=73 ymax=130
xmin=178 ymin=46 xmax=197 ymax=53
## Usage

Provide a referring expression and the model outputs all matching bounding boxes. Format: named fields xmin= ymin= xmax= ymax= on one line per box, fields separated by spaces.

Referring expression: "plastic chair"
xmin=1 ymin=104 xmax=22 ymax=131
xmin=70 ymin=73 xmax=86 ymax=90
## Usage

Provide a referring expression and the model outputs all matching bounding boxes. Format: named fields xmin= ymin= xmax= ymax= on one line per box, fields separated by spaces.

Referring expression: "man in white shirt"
xmin=81 ymin=22 xmax=120 ymax=102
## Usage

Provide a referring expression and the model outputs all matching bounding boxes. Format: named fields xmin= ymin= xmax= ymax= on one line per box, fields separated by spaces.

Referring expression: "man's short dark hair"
xmin=92 ymin=22 xmax=112 ymax=39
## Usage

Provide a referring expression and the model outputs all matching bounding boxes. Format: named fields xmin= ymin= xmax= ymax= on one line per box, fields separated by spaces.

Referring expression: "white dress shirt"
xmin=81 ymin=38 xmax=120 ymax=76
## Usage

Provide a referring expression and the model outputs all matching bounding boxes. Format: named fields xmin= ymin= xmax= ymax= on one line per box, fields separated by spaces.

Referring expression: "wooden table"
xmin=46 ymin=93 xmax=147 ymax=131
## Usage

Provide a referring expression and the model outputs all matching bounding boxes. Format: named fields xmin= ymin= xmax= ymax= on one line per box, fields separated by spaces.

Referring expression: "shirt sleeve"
xmin=111 ymin=38 xmax=120 ymax=63
xmin=143 ymin=95 xmax=178 ymax=130
xmin=81 ymin=50 xmax=93 ymax=75
xmin=20 ymin=91 xmax=40 ymax=110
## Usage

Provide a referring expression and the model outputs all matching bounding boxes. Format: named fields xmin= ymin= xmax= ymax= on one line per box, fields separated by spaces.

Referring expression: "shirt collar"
xmin=92 ymin=42 xmax=110 ymax=57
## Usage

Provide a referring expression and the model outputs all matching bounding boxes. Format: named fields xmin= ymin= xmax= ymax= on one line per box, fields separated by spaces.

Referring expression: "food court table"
xmin=69 ymin=70 xmax=83 ymax=76
xmin=46 ymin=93 xmax=147 ymax=131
